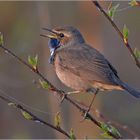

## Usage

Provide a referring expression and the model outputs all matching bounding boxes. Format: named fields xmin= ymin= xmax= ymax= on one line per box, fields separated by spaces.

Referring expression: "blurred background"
xmin=0 ymin=1 xmax=140 ymax=139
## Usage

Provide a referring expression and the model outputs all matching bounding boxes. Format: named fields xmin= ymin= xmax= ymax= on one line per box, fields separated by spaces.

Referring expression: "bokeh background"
xmin=0 ymin=1 xmax=140 ymax=139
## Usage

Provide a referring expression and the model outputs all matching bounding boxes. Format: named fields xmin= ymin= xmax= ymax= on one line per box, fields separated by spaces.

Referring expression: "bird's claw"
xmin=80 ymin=110 xmax=89 ymax=122
xmin=60 ymin=94 xmax=67 ymax=104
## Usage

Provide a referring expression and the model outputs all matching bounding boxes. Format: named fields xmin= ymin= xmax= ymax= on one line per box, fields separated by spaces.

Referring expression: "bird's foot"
xmin=60 ymin=93 xmax=67 ymax=104
xmin=80 ymin=106 xmax=94 ymax=122
xmin=80 ymin=111 xmax=89 ymax=122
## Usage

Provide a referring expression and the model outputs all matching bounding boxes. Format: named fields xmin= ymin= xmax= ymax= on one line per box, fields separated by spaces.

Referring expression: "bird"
xmin=41 ymin=26 xmax=140 ymax=99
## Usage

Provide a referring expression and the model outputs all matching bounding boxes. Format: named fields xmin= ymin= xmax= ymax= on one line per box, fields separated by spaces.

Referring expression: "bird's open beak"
xmin=40 ymin=27 xmax=60 ymax=64
xmin=47 ymin=34 xmax=58 ymax=39
xmin=41 ymin=27 xmax=59 ymax=39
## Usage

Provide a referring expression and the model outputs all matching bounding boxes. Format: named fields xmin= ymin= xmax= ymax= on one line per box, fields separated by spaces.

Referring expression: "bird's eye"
xmin=59 ymin=33 xmax=64 ymax=38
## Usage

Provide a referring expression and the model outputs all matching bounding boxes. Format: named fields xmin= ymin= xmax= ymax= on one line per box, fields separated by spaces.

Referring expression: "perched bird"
xmin=42 ymin=26 xmax=140 ymax=98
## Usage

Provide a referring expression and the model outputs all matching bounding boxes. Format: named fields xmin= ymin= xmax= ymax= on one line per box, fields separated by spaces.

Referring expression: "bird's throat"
xmin=49 ymin=48 xmax=56 ymax=64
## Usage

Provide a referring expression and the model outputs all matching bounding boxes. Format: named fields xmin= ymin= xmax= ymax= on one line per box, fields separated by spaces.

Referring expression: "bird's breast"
xmin=54 ymin=54 xmax=89 ymax=91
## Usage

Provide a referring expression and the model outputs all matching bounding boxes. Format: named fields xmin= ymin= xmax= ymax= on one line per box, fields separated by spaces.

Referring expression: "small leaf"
xmin=101 ymin=123 xmax=109 ymax=131
xmin=134 ymin=48 xmax=140 ymax=58
xmin=101 ymin=132 xmax=113 ymax=139
xmin=39 ymin=79 xmax=50 ymax=89
xmin=21 ymin=110 xmax=34 ymax=120
xmin=129 ymin=0 xmax=139 ymax=6
xmin=107 ymin=4 xmax=119 ymax=20
xmin=54 ymin=112 xmax=61 ymax=128
xmin=70 ymin=129 xmax=76 ymax=140
xmin=123 ymin=25 xmax=129 ymax=43
xmin=0 ymin=32 xmax=4 ymax=46
xmin=101 ymin=122 xmax=121 ymax=138
xmin=110 ymin=125 xmax=121 ymax=138
xmin=28 ymin=55 xmax=38 ymax=70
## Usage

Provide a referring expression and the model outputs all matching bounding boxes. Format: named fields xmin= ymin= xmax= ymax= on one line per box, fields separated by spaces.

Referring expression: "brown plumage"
xmin=44 ymin=26 xmax=140 ymax=98
xmin=55 ymin=43 xmax=122 ymax=91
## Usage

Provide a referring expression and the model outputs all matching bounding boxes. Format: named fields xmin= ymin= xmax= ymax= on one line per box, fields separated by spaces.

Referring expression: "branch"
xmin=94 ymin=109 xmax=139 ymax=139
xmin=70 ymin=98 xmax=139 ymax=138
xmin=92 ymin=1 xmax=140 ymax=69
xmin=0 ymin=94 xmax=71 ymax=138
xmin=0 ymin=41 xmax=122 ymax=138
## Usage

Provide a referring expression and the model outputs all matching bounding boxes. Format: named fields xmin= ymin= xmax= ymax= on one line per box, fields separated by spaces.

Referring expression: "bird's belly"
xmin=54 ymin=55 xmax=123 ymax=92
xmin=55 ymin=64 xmax=123 ymax=91
xmin=55 ymin=63 xmax=89 ymax=91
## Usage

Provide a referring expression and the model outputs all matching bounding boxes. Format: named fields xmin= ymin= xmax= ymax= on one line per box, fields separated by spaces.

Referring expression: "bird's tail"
xmin=118 ymin=80 xmax=140 ymax=98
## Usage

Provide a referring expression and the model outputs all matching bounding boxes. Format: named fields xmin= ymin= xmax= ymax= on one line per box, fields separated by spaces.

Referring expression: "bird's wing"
xmin=56 ymin=44 xmax=119 ymax=85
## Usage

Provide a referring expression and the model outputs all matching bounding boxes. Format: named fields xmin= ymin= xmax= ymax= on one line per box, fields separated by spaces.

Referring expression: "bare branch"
xmin=0 ymin=94 xmax=71 ymax=138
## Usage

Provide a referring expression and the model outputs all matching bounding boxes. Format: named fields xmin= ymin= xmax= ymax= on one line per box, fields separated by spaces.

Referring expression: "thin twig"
xmin=0 ymin=94 xmax=71 ymax=138
xmin=92 ymin=1 xmax=140 ymax=69
xmin=0 ymin=44 xmax=122 ymax=139
xmin=94 ymin=109 xmax=139 ymax=139
xmin=73 ymin=98 xmax=139 ymax=139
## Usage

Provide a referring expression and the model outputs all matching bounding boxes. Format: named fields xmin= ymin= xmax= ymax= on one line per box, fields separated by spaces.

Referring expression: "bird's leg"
xmin=83 ymin=89 xmax=99 ymax=119
xmin=60 ymin=90 xmax=81 ymax=104
xmin=87 ymin=89 xmax=99 ymax=112
xmin=67 ymin=90 xmax=81 ymax=95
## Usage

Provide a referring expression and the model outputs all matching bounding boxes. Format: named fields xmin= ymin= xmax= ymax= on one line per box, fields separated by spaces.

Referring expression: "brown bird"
xmin=42 ymin=26 xmax=140 ymax=99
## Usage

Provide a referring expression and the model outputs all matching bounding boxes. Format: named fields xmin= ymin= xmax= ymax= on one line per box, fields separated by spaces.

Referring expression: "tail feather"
xmin=119 ymin=81 xmax=140 ymax=98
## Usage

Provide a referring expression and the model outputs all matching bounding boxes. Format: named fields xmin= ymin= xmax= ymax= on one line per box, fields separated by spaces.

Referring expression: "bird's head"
xmin=41 ymin=26 xmax=85 ymax=64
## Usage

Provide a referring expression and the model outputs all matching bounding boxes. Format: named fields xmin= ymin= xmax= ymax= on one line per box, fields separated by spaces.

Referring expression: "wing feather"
xmin=56 ymin=44 xmax=119 ymax=85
